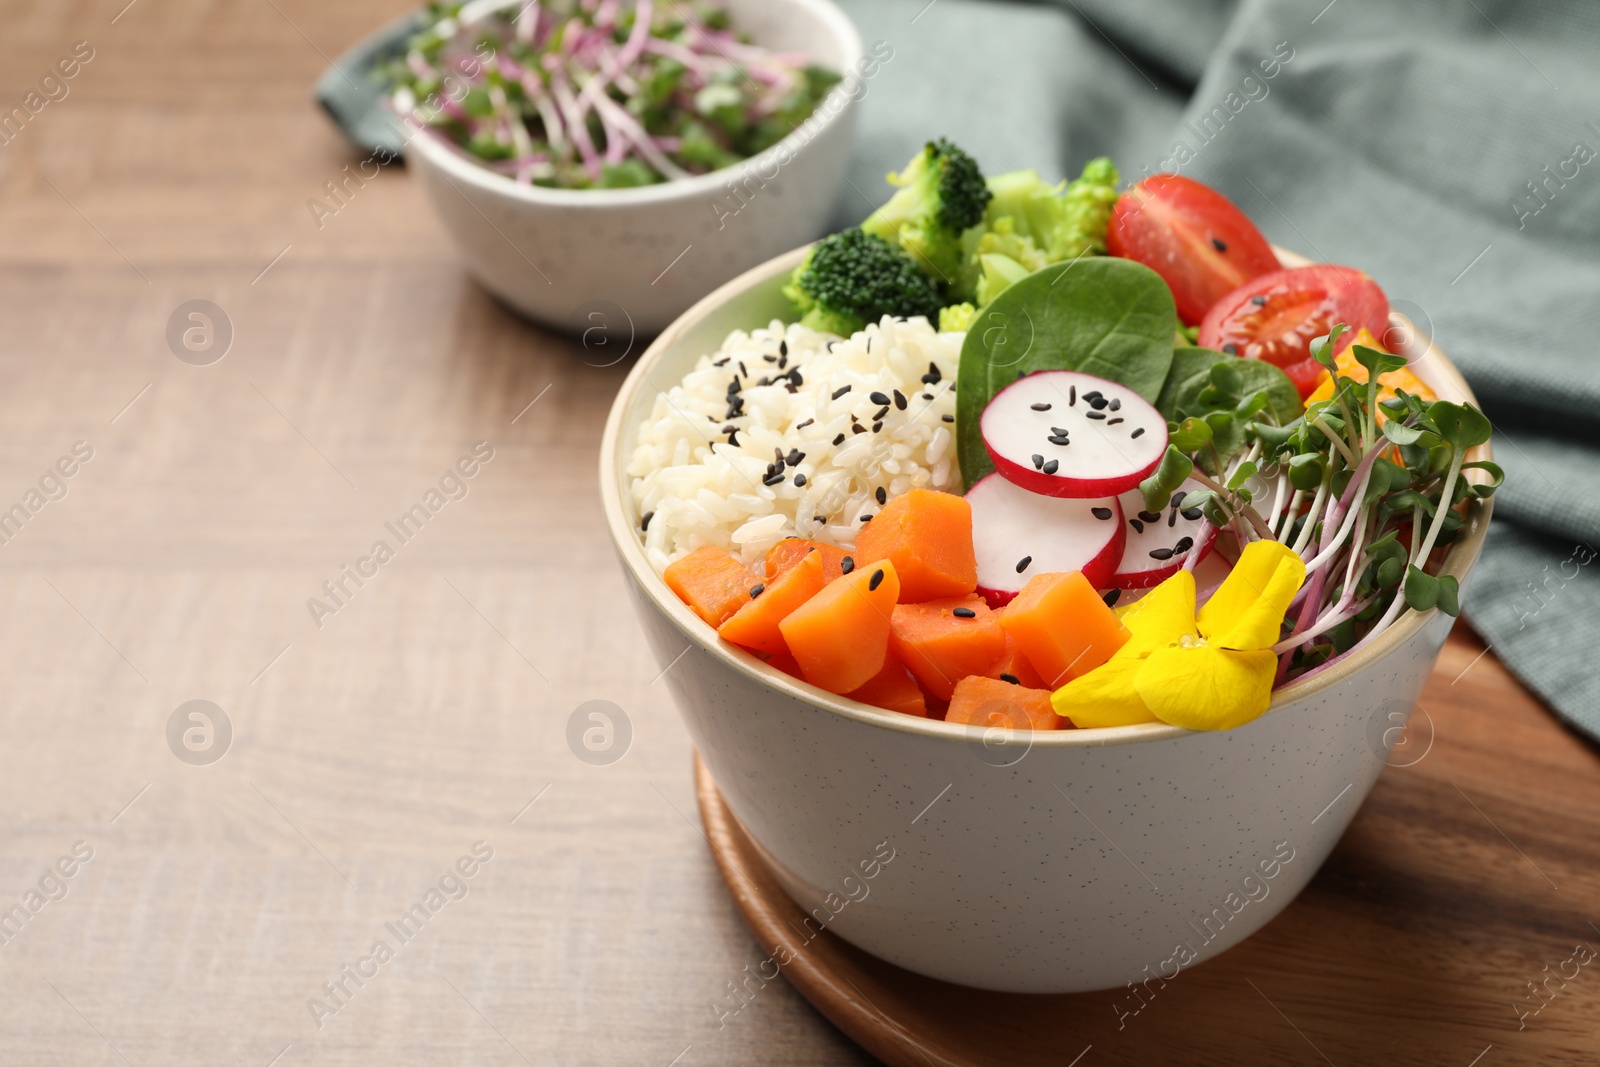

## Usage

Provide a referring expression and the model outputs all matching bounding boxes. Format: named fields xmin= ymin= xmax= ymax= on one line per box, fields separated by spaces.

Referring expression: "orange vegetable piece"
xmin=718 ymin=550 xmax=826 ymax=656
xmin=983 ymin=631 xmax=1050 ymax=690
xmin=888 ymin=594 xmax=1007 ymax=701
xmin=664 ymin=545 xmax=759 ymax=628
xmin=945 ymin=675 xmax=1063 ymax=732
xmin=779 ymin=560 xmax=900 ymax=694
xmin=853 ymin=488 xmax=976 ymax=602
xmin=1305 ymin=328 xmax=1436 ymax=411
xmin=845 ymin=652 xmax=927 ymax=717
xmin=998 ymin=571 xmax=1130 ymax=688
xmin=764 ymin=538 xmax=851 ymax=584
xmin=764 ymin=649 xmax=805 ymax=680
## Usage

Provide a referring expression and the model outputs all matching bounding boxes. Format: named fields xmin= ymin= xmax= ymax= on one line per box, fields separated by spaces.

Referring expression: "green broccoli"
xmin=783 ymin=228 xmax=946 ymax=337
xmin=938 ymin=302 xmax=978 ymax=332
xmin=861 ymin=138 xmax=992 ymax=284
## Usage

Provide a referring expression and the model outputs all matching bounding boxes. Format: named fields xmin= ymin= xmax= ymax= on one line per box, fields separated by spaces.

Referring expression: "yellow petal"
xmin=1115 ymin=569 xmax=1199 ymax=659
xmin=1134 ymin=645 xmax=1278 ymax=731
xmin=1051 ymin=658 xmax=1159 ymax=728
xmin=1197 ymin=540 xmax=1306 ymax=650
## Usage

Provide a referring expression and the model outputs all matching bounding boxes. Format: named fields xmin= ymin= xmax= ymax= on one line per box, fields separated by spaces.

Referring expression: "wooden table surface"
xmin=1 ymin=2 xmax=1597 ymax=1065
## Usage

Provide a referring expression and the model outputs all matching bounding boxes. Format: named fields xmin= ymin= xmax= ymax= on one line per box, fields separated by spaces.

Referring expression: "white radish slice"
xmin=981 ymin=370 xmax=1168 ymax=498
xmin=1110 ymin=478 xmax=1219 ymax=589
xmin=967 ymin=472 xmax=1125 ymax=607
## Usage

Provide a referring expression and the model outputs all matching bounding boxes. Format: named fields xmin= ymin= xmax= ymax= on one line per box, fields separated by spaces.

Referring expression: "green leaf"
xmin=1404 ymin=565 xmax=1439 ymax=611
xmin=1227 ymin=461 xmax=1258 ymax=492
xmin=1288 ymin=452 xmax=1325 ymax=491
xmin=1376 ymin=556 xmax=1405 ymax=589
xmin=1139 ymin=445 xmax=1194 ymax=513
xmin=1461 ymin=459 xmax=1505 ymax=497
xmin=957 ymin=258 xmax=1177 ymax=487
xmin=1155 ymin=347 xmax=1301 ymax=426
xmin=1381 ymin=420 xmax=1437 ymax=447
xmin=1313 ymin=324 xmax=1348 ymax=371
xmin=1169 ymin=417 xmax=1213 ymax=453
xmin=1436 ymin=574 xmax=1461 ymax=617
xmin=1427 ymin=401 xmax=1493 ymax=451
xmin=1353 ymin=344 xmax=1406 ymax=378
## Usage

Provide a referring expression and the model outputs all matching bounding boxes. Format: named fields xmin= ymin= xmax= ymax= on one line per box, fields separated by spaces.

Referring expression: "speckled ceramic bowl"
xmin=405 ymin=0 xmax=863 ymax=336
xmin=599 ymin=246 xmax=1493 ymax=993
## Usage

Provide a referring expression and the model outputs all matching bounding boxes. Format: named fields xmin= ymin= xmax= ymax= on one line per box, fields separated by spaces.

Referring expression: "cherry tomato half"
xmin=1106 ymin=174 xmax=1281 ymax=325
xmin=1198 ymin=265 xmax=1390 ymax=398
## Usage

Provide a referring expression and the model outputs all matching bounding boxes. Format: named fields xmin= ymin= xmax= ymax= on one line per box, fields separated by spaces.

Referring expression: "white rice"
xmin=628 ymin=315 xmax=965 ymax=573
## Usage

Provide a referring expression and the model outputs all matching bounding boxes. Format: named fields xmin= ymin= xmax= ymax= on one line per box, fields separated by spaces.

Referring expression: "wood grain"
xmin=0 ymin=2 xmax=1596 ymax=1065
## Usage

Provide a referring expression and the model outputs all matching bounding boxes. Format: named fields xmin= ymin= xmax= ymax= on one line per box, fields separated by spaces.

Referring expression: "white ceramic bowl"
xmin=404 ymin=0 xmax=863 ymax=336
xmin=599 ymin=247 xmax=1493 ymax=993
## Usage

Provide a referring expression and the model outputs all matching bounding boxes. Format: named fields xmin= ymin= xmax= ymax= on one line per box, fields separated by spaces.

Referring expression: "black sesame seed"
xmin=1223 ymin=343 xmax=1239 ymax=355
xmin=788 ymin=371 xmax=803 ymax=388
xmin=762 ymin=354 xmax=777 ymax=363
xmin=774 ymin=447 xmax=785 ymax=462
xmin=922 ymin=362 xmax=942 ymax=385
xmin=1085 ymin=411 xmax=1107 ymax=420
xmin=872 ymin=420 xmax=884 ymax=433
xmin=713 ymin=357 xmax=729 ymax=367
xmin=1251 ymin=295 xmax=1267 ymax=306
xmin=941 ymin=414 xmax=955 ymax=423
xmin=1102 ymin=589 xmax=1121 ymax=607
xmin=1051 ymin=426 xmax=1070 ymax=436
xmin=793 ymin=473 xmax=807 ymax=487
xmin=1030 ymin=402 xmax=1052 ymax=412
xmin=750 ymin=583 xmax=765 ymax=597
xmin=1107 ymin=417 xmax=1124 ymax=426
xmin=1088 ymin=396 xmax=1109 ymax=411
xmin=869 ymin=391 xmax=891 ymax=405
xmin=1169 ymin=492 xmax=1185 ymax=508
xmin=999 ymin=673 xmax=1021 ymax=685
xmin=726 ymin=431 xmax=740 ymax=447
xmin=868 ymin=568 xmax=885 ymax=591
xmin=893 ymin=389 xmax=907 ymax=410
xmin=876 ymin=486 xmax=887 ymax=505
xmin=640 ymin=511 xmax=654 ymax=531
xmin=1016 ymin=555 xmax=1032 ymax=573
xmin=1149 ymin=548 xmax=1175 ymax=561
xmin=833 ymin=433 xmax=847 ymax=445
xmin=1091 ymin=507 xmax=1113 ymax=520
xmin=815 ymin=515 xmax=826 ymax=524
xmin=1031 ymin=454 xmax=1045 ymax=469
xmin=1109 ymin=398 xmax=1121 ymax=412
xmin=860 ymin=514 xmax=872 ymax=522
xmin=1182 ymin=507 xmax=1203 ymax=520
xmin=1042 ymin=459 xmax=1059 ymax=474
xmin=786 ymin=449 xmax=804 ymax=466
xmin=873 ymin=405 xmax=890 ymax=421
xmin=841 ymin=556 xmax=855 ymax=574
xmin=779 ymin=340 xmax=788 ymax=356
xmin=1211 ymin=237 xmax=1227 ymax=252
xmin=738 ymin=361 xmax=748 ymax=377
xmin=1130 ymin=518 xmax=1145 ymax=533
xmin=795 ymin=418 xmax=813 ymax=429
xmin=922 ymin=392 xmax=935 ymax=401
xmin=763 ymin=472 xmax=785 ymax=486
xmin=1174 ymin=536 xmax=1194 ymax=553
xmin=1082 ymin=390 xmax=1103 ymax=401
xmin=1139 ymin=510 xmax=1161 ymax=523
xmin=832 ymin=385 xmax=852 ymax=400
xmin=1048 ymin=435 xmax=1070 ymax=446
xmin=853 ymin=425 xmax=867 ymax=435
xmin=1069 ymin=385 xmax=1077 ymax=405
xmin=953 ymin=607 xmax=977 ymax=618
xmin=1131 ymin=427 xmax=1146 ymax=439
xmin=1169 ymin=508 xmax=1179 ymax=528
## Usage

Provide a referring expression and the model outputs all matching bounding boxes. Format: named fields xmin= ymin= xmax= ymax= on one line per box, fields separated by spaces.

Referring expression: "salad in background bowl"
xmin=601 ymin=139 xmax=1496 ymax=991
xmin=395 ymin=0 xmax=867 ymax=333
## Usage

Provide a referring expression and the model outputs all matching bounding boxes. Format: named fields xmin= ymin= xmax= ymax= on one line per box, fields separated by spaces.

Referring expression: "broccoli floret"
xmin=783 ymin=228 xmax=946 ymax=337
xmin=938 ymin=302 xmax=978 ymax=332
xmin=861 ymin=138 xmax=992 ymax=283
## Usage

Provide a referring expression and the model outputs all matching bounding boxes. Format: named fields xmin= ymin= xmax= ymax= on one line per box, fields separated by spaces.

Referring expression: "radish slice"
xmin=1110 ymin=478 xmax=1218 ymax=588
xmin=967 ymin=473 xmax=1125 ymax=607
xmin=981 ymin=370 xmax=1168 ymax=498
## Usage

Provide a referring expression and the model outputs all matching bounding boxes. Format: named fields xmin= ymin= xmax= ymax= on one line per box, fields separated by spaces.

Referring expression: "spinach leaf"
xmin=955 ymin=257 xmax=1176 ymax=488
xmin=1156 ymin=346 xmax=1302 ymax=426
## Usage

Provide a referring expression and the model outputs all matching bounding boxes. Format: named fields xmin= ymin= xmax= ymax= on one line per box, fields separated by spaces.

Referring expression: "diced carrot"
xmin=764 ymin=649 xmax=805 ymax=680
xmin=998 ymin=572 xmax=1130 ymax=688
xmin=779 ymin=560 xmax=900 ymax=694
xmin=945 ymin=675 xmax=1063 ymax=732
xmin=853 ymin=488 xmax=977 ymax=602
xmin=845 ymin=652 xmax=927 ymax=717
xmin=1305 ymin=327 xmax=1437 ymax=410
xmin=983 ymin=631 xmax=1050 ymax=690
xmin=764 ymin=538 xmax=851 ymax=584
xmin=718 ymin=550 xmax=826 ymax=656
xmin=664 ymin=545 xmax=759 ymax=628
xmin=888 ymin=594 xmax=1007 ymax=701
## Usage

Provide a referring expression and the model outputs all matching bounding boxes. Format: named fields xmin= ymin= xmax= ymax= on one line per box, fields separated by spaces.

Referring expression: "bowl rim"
xmin=403 ymin=0 xmax=865 ymax=208
xmin=599 ymin=244 xmax=1494 ymax=748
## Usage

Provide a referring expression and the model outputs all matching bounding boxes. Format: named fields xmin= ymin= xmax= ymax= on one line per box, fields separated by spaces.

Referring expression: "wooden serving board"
xmin=693 ymin=628 xmax=1600 ymax=1067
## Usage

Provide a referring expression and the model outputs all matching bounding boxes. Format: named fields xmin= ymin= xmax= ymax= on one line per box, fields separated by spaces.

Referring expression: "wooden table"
xmin=0 ymin=2 xmax=1596 ymax=1064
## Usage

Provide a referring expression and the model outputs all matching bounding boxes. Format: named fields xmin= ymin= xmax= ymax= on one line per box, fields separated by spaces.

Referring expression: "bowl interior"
xmin=600 ymin=247 xmax=1494 ymax=746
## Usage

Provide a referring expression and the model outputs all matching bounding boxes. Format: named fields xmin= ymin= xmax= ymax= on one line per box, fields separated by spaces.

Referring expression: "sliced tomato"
xmin=1106 ymin=174 xmax=1281 ymax=325
xmin=1198 ymin=265 xmax=1389 ymax=399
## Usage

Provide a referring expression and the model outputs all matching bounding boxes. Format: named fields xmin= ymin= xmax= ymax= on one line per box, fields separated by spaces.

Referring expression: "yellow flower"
xmin=1052 ymin=541 xmax=1307 ymax=731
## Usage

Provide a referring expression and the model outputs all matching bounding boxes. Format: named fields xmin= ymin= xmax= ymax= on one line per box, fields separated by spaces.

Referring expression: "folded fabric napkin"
xmin=317 ymin=0 xmax=1600 ymax=743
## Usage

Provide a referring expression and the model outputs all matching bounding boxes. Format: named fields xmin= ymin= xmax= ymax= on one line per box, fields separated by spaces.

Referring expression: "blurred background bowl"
xmin=404 ymin=0 xmax=864 ymax=336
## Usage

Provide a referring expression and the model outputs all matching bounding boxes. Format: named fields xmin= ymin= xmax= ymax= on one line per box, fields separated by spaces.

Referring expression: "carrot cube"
xmin=664 ymin=545 xmax=759 ymax=628
xmin=718 ymin=550 xmax=827 ymax=656
xmin=779 ymin=560 xmax=900 ymax=694
xmin=888 ymin=594 xmax=1007 ymax=701
xmin=845 ymin=652 xmax=927 ymax=717
xmin=998 ymin=571 xmax=1130 ymax=688
xmin=983 ymin=631 xmax=1050 ymax=690
xmin=945 ymin=675 xmax=1063 ymax=731
xmin=853 ymin=489 xmax=977 ymax=602
xmin=764 ymin=538 xmax=852 ymax=584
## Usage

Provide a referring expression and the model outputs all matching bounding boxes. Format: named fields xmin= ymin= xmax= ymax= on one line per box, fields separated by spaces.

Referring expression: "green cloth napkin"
xmin=317 ymin=0 xmax=1600 ymax=743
